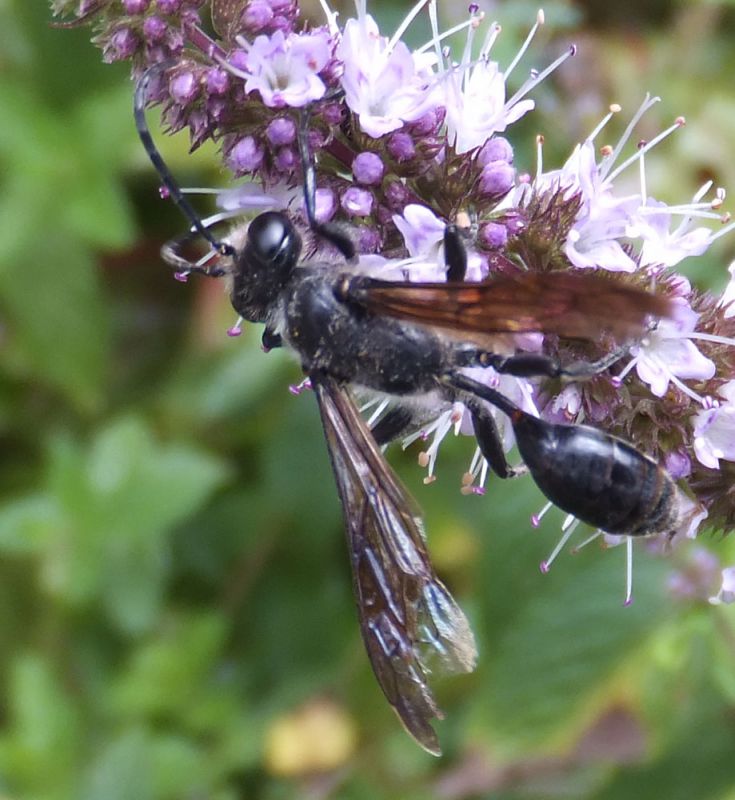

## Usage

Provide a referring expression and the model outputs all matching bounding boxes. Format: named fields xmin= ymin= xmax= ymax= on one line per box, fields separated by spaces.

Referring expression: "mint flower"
xmin=621 ymin=300 xmax=716 ymax=401
xmin=337 ymin=4 xmax=438 ymax=137
xmin=693 ymin=381 xmax=735 ymax=469
xmin=720 ymin=262 xmax=735 ymax=317
xmin=709 ymin=566 xmax=735 ymax=605
xmin=226 ymin=28 xmax=332 ymax=107
xmin=52 ymin=0 xmax=735 ymax=579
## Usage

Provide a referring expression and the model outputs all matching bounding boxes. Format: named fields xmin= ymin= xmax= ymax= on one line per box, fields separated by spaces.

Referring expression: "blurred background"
xmin=2 ymin=1 xmax=735 ymax=797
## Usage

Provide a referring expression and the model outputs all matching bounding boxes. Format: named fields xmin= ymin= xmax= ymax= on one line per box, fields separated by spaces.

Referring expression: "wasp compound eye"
xmin=247 ymin=211 xmax=300 ymax=272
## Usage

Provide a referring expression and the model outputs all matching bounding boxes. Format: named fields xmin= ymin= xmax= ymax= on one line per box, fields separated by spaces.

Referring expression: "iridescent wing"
xmin=345 ymin=271 xmax=671 ymax=340
xmin=312 ymin=374 xmax=477 ymax=755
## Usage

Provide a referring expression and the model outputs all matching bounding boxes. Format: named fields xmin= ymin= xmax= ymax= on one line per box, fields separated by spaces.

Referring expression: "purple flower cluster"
xmin=52 ymin=0 xmax=735 ymax=591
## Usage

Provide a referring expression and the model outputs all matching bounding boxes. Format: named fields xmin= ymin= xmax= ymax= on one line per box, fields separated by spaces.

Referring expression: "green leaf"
xmin=108 ymin=611 xmax=228 ymax=719
xmin=0 ymin=230 xmax=110 ymax=411
xmin=36 ymin=417 xmax=229 ymax=632
xmin=158 ymin=333 xmax=292 ymax=427
xmin=592 ymin=679 xmax=735 ymax=800
xmin=0 ymin=654 xmax=82 ymax=798
xmin=81 ymin=728 xmax=154 ymax=800
xmin=0 ymin=494 xmax=59 ymax=554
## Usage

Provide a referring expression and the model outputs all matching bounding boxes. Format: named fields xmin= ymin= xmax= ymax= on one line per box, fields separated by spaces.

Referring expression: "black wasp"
xmin=136 ymin=64 xmax=679 ymax=755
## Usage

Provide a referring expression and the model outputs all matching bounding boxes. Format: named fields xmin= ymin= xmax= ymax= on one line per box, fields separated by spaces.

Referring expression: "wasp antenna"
xmin=134 ymin=62 xmax=235 ymax=260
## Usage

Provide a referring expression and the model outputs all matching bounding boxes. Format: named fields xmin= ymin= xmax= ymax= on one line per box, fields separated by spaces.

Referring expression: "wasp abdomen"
xmin=512 ymin=413 xmax=679 ymax=537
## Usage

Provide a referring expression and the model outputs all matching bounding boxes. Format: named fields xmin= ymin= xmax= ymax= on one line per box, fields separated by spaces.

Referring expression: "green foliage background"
xmin=2 ymin=1 xmax=735 ymax=797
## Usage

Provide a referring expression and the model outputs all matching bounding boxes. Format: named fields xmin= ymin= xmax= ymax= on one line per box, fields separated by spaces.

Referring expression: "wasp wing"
xmin=346 ymin=271 xmax=671 ymax=340
xmin=312 ymin=374 xmax=477 ymax=755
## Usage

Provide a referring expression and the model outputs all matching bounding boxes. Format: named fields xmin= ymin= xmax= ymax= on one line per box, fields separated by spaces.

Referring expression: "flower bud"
xmin=122 ymin=0 xmax=149 ymax=13
xmin=242 ymin=0 xmax=274 ymax=33
xmin=341 ymin=187 xmax=373 ymax=217
xmin=270 ymin=14 xmax=294 ymax=33
xmin=207 ymin=96 xmax=227 ymax=123
xmin=665 ymin=449 xmax=692 ymax=480
xmin=409 ymin=107 xmax=445 ymax=137
xmin=229 ymin=49 xmax=249 ymax=72
xmin=228 ymin=136 xmax=265 ymax=173
xmin=357 ymin=225 xmax=381 ymax=253
xmin=478 ymin=221 xmax=508 ymax=250
xmin=275 ymin=147 xmax=297 ymax=172
xmin=477 ymin=137 xmax=513 ymax=166
xmin=478 ymin=161 xmax=515 ymax=197
xmin=387 ymin=132 xmax=415 ymax=163
xmin=315 ymin=188 xmax=336 ymax=223
xmin=142 ymin=15 xmax=167 ymax=43
xmin=104 ymin=28 xmax=138 ymax=62
xmin=352 ymin=152 xmax=384 ymax=185
xmin=206 ymin=67 xmax=229 ymax=96
xmin=266 ymin=117 xmax=297 ymax=146
xmin=384 ymin=180 xmax=411 ymax=212
xmin=156 ymin=0 xmax=183 ymax=12
xmin=321 ymin=102 xmax=344 ymax=126
xmin=169 ymin=70 xmax=199 ymax=105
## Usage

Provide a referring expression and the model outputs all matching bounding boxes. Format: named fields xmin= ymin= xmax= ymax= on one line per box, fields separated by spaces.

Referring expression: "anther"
xmin=289 ymin=378 xmax=312 ymax=395
xmin=531 ymin=501 xmax=553 ymax=528
xmin=227 ymin=316 xmax=244 ymax=337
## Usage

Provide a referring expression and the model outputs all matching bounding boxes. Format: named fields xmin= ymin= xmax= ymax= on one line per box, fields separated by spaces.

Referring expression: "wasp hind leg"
xmin=461 ymin=395 xmax=526 ymax=480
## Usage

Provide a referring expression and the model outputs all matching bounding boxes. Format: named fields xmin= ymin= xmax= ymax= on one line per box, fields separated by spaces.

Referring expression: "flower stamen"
xmin=539 ymin=514 xmax=580 ymax=573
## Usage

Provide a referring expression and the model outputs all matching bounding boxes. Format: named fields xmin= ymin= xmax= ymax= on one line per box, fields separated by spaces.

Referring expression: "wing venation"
xmin=313 ymin=374 xmax=477 ymax=755
xmin=348 ymin=271 xmax=671 ymax=340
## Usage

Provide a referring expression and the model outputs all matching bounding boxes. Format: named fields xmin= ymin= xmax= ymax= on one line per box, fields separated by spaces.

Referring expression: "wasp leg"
xmin=297 ymin=108 xmax=356 ymax=262
xmin=460 ymin=396 xmax=525 ymax=479
xmin=370 ymin=403 xmax=456 ymax=447
xmin=444 ymin=225 xmax=468 ymax=282
xmin=455 ymin=345 xmax=628 ymax=380
xmin=262 ymin=328 xmax=283 ymax=351
xmin=160 ymin=228 xmax=228 ymax=277
xmin=370 ymin=405 xmax=417 ymax=446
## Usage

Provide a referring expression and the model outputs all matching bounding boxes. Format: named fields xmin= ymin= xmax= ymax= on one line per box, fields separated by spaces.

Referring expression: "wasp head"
xmin=230 ymin=211 xmax=302 ymax=323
